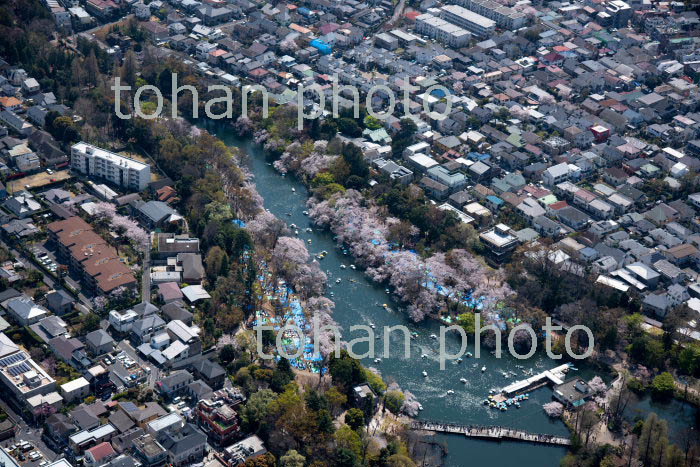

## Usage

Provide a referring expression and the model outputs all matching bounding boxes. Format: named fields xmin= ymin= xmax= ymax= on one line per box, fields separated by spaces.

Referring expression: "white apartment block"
xmin=439 ymin=5 xmax=496 ymax=39
xmin=71 ymin=142 xmax=151 ymax=191
xmin=415 ymin=13 xmax=472 ymax=48
xmin=455 ymin=0 xmax=528 ymax=30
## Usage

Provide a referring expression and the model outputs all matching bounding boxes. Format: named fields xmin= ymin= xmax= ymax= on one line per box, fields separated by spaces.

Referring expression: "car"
xmin=177 ymin=401 xmax=187 ymax=409
xmin=101 ymin=392 xmax=112 ymax=401
xmin=29 ymin=451 xmax=42 ymax=461
xmin=172 ymin=396 xmax=181 ymax=404
xmin=39 ymin=461 xmax=48 ymax=467
xmin=8 ymin=444 xmax=16 ymax=452
xmin=17 ymin=453 xmax=25 ymax=461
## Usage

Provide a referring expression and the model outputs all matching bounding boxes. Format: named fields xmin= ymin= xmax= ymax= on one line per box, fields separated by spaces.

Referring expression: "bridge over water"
xmin=411 ymin=421 xmax=572 ymax=446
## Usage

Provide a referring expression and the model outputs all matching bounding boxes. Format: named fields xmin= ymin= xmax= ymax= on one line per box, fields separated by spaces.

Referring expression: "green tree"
xmin=241 ymin=389 xmax=276 ymax=432
xmin=384 ymin=390 xmax=405 ymax=414
xmin=205 ymin=246 xmax=229 ymax=282
xmin=335 ymin=425 xmax=362 ymax=458
xmin=364 ymin=115 xmax=382 ymax=130
xmin=280 ymin=450 xmax=305 ymax=467
xmin=457 ymin=312 xmax=476 ymax=335
xmin=651 ymin=372 xmax=675 ymax=399
xmin=344 ymin=408 xmax=365 ymax=431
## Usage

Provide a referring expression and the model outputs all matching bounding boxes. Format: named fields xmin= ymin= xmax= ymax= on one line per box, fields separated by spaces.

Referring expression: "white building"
xmin=455 ymin=0 xmax=527 ymax=30
xmin=71 ymin=142 xmax=151 ymax=191
xmin=60 ymin=377 xmax=90 ymax=402
xmin=439 ymin=5 xmax=496 ymax=39
xmin=108 ymin=309 xmax=139 ymax=333
xmin=415 ymin=14 xmax=472 ymax=48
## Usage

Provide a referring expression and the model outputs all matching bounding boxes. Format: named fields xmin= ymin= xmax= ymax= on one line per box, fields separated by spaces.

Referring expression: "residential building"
xmin=71 ymin=142 xmax=151 ymax=191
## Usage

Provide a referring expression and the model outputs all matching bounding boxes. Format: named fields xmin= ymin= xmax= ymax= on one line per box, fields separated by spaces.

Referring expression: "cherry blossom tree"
xmin=401 ymin=391 xmax=421 ymax=417
xmin=588 ymin=376 xmax=607 ymax=395
xmin=247 ymin=211 xmax=288 ymax=248
xmin=543 ymin=401 xmax=564 ymax=418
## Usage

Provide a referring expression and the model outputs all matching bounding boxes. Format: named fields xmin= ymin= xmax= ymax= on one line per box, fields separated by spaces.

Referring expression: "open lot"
xmin=7 ymin=170 xmax=71 ymax=192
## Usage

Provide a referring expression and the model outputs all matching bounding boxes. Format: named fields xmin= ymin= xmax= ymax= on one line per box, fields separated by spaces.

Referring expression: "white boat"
xmin=421 ymin=354 xmax=428 ymax=359
xmin=430 ymin=334 xmax=437 ymax=339
xmin=340 ymin=264 xmax=346 ymax=269
xmin=422 ymin=371 xmax=428 ymax=377
xmin=369 ymin=323 xmax=376 ymax=329
xmin=374 ymin=358 xmax=381 ymax=363
xmin=336 ymin=278 xmax=341 ymax=284
xmin=291 ymin=188 xmax=296 ymax=192
xmin=294 ymin=230 xmax=299 ymax=235
xmin=457 ymin=358 xmax=463 ymax=363
xmin=307 ymin=239 xmax=312 ymax=244
xmin=418 ymin=404 xmax=424 ymax=411
xmin=306 ymin=228 xmax=313 ymax=232
xmin=460 ymin=378 xmax=467 ymax=384
xmin=447 ymin=390 xmax=454 ymax=395
xmin=350 ymin=264 xmax=356 ymax=269
xmin=302 ymin=211 xmax=308 ymax=215
xmin=481 ymin=366 xmax=486 ymax=372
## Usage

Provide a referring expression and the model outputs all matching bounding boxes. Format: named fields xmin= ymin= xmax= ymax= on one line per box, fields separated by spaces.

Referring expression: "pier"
xmin=411 ymin=421 xmax=572 ymax=446
xmin=500 ymin=363 xmax=571 ymax=396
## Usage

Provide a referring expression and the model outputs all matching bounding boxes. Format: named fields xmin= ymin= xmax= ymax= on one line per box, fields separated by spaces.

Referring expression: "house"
xmin=158 ymin=282 xmax=184 ymax=303
xmin=556 ymin=206 xmax=591 ymax=231
xmin=46 ymin=289 xmax=75 ymax=315
xmin=60 ymin=377 xmax=90 ymax=403
xmin=191 ymin=358 xmax=226 ymax=389
xmin=85 ymin=330 xmax=115 ymax=356
xmin=136 ymin=201 xmax=181 ymax=229
xmin=4 ymin=295 xmax=49 ymax=325
xmin=3 ymin=192 xmax=41 ymax=218
xmin=542 ymin=163 xmax=570 ymax=186
xmin=156 ymin=371 xmax=193 ymax=400
xmin=157 ymin=423 xmax=207 ymax=467
xmin=84 ymin=441 xmax=117 ymax=466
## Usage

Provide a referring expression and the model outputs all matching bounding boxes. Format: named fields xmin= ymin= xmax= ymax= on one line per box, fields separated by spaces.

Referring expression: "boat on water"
xmin=411 ymin=332 xmax=419 ymax=339
xmin=307 ymin=239 xmax=312 ymax=244
xmin=340 ymin=264 xmax=346 ymax=269
xmin=302 ymin=210 xmax=308 ymax=215
xmin=421 ymin=354 xmax=428 ymax=359
xmin=466 ymin=352 xmax=473 ymax=358
xmin=418 ymin=404 xmax=423 ymax=411
xmin=430 ymin=334 xmax=437 ymax=340
xmin=481 ymin=366 xmax=486 ymax=372
xmin=457 ymin=358 xmax=463 ymax=363
xmin=291 ymin=188 xmax=296 ymax=192
xmin=422 ymin=371 xmax=428 ymax=377
xmin=336 ymin=278 xmax=341 ymax=283
xmin=447 ymin=390 xmax=454 ymax=395
xmin=374 ymin=358 xmax=381 ymax=363
xmin=369 ymin=323 xmax=376 ymax=329
xmin=306 ymin=227 xmax=313 ymax=232
xmin=460 ymin=378 xmax=467 ymax=384
xmin=350 ymin=264 xmax=356 ymax=269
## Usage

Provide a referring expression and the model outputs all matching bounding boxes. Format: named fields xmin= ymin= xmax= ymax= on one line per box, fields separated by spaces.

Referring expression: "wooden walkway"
xmin=411 ymin=421 xmax=572 ymax=446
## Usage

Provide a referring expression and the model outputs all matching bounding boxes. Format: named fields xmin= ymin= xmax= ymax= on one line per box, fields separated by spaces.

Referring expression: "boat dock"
xmin=411 ymin=421 xmax=571 ymax=446
xmin=500 ymin=363 xmax=571 ymax=396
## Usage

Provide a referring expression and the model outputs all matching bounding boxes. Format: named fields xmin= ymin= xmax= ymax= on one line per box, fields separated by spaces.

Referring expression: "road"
xmin=142 ymin=240 xmax=151 ymax=303
xmin=0 ymin=397 xmax=58 ymax=462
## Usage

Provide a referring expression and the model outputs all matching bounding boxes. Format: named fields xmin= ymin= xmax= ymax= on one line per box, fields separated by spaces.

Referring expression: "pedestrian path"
xmin=411 ymin=420 xmax=571 ymax=446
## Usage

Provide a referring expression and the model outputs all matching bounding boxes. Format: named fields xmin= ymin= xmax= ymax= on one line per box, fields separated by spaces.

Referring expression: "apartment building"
xmin=415 ymin=13 xmax=472 ymax=48
xmin=71 ymin=142 xmax=151 ymax=191
xmin=47 ymin=217 xmax=137 ymax=295
xmin=455 ymin=0 xmax=527 ymax=30
xmin=439 ymin=5 xmax=496 ymax=39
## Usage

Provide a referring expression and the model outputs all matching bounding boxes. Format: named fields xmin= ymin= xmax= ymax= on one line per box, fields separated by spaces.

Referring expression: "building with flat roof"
xmin=479 ymin=224 xmax=519 ymax=263
xmin=71 ymin=142 xmax=151 ymax=191
xmin=0 ymin=333 xmax=56 ymax=402
xmin=553 ymin=378 xmax=592 ymax=409
xmin=439 ymin=5 xmax=496 ymax=39
xmin=415 ymin=13 xmax=472 ymax=48
xmin=455 ymin=0 xmax=527 ymax=30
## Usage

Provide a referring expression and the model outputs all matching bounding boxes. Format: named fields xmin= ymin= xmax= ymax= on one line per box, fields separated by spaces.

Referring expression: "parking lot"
xmin=30 ymin=245 xmax=59 ymax=275
xmin=7 ymin=169 xmax=71 ymax=192
xmin=5 ymin=438 xmax=49 ymax=466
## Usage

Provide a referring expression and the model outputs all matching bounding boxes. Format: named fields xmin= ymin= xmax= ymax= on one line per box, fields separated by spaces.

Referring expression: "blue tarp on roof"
xmin=310 ymin=39 xmax=332 ymax=55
